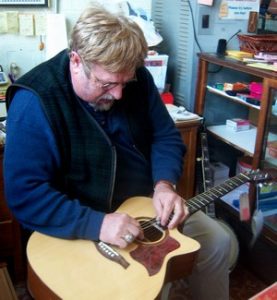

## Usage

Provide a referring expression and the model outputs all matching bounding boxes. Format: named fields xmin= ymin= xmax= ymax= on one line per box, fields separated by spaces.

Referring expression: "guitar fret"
xmin=210 ymin=189 xmax=224 ymax=197
xmin=232 ymin=176 xmax=246 ymax=184
xmin=189 ymin=199 xmax=203 ymax=209
xmin=197 ymin=194 xmax=212 ymax=203
xmin=220 ymin=184 xmax=233 ymax=192
xmin=197 ymin=198 xmax=210 ymax=207
xmin=201 ymin=192 xmax=214 ymax=201
xmin=216 ymin=185 xmax=229 ymax=193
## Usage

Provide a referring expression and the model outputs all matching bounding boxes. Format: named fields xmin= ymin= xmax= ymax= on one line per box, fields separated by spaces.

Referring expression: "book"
xmin=246 ymin=62 xmax=277 ymax=72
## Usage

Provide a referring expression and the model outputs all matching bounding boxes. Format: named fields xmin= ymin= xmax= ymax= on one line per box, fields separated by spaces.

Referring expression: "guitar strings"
xmin=139 ymin=173 xmax=253 ymax=234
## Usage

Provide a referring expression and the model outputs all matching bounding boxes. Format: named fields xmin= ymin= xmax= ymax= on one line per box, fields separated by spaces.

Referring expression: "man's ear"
xmin=70 ymin=51 xmax=82 ymax=72
xmin=70 ymin=51 xmax=81 ymax=67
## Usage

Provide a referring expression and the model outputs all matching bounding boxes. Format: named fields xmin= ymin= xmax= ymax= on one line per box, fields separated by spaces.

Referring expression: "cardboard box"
xmin=226 ymin=118 xmax=250 ymax=132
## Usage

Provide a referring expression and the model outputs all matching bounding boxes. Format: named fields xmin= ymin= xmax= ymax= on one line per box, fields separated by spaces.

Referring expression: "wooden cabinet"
xmin=176 ymin=119 xmax=201 ymax=199
xmin=0 ymin=146 xmax=24 ymax=282
xmin=194 ymin=53 xmax=277 ymax=283
xmin=194 ymin=53 xmax=277 ymax=170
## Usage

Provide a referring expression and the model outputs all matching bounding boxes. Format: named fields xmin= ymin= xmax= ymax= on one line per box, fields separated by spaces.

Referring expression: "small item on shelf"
xmin=214 ymin=82 xmax=224 ymax=90
xmin=254 ymin=52 xmax=277 ymax=62
xmin=232 ymin=82 xmax=248 ymax=91
xmin=223 ymin=82 xmax=249 ymax=93
xmin=226 ymin=89 xmax=250 ymax=97
xmin=226 ymin=118 xmax=250 ymax=132
xmin=223 ymin=82 xmax=234 ymax=91
xmin=267 ymin=141 xmax=277 ymax=158
xmin=236 ymin=156 xmax=252 ymax=174
xmin=245 ymin=97 xmax=261 ymax=106
xmin=249 ymin=82 xmax=263 ymax=100
xmin=225 ymin=50 xmax=253 ymax=60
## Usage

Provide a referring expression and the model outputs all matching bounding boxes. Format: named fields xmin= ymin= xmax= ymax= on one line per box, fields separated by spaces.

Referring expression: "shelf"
xmin=208 ymin=125 xmax=277 ymax=157
xmin=207 ymin=85 xmax=260 ymax=110
xmin=198 ymin=53 xmax=277 ymax=80
xmin=207 ymin=125 xmax=256 ymax=156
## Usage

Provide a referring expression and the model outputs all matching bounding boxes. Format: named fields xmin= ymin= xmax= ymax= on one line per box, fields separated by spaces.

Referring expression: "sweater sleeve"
xmin=144 ymin=69 xmax=186 ymax=185
xmin=4 ymin=89 xmax=105 ymax=240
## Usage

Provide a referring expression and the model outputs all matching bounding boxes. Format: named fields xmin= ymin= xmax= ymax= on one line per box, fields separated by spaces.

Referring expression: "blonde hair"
xmin=69 ymin=4 xmax=148 ymax=73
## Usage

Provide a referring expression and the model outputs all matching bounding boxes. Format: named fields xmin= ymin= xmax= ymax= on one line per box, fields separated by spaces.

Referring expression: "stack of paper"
xmin=226 ymin=50 xmax=253 ymax=61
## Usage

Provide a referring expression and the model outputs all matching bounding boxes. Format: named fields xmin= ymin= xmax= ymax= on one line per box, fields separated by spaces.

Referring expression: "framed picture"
xmin=0 ymin=0 xmax=49 ymax=6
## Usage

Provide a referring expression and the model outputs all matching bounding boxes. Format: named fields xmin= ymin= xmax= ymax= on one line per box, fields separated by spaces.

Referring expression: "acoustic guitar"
xmin=27 ymin=170 xmax=268 ymax=300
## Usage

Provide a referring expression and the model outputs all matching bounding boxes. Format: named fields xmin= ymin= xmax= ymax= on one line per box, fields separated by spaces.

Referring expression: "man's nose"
xmin=109 ymin=84 xmax=124 ymax=100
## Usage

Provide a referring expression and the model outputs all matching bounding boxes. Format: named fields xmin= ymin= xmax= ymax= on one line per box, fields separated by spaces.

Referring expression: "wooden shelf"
xmin=206 ymin=85 xmax=260 ymax=110
xmin=197 ymin=53 xmax=277 ymax=80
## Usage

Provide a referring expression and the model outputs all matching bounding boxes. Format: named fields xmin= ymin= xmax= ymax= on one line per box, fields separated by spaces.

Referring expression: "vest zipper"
xmin=79 ymin=102 xmax=117 ymax=211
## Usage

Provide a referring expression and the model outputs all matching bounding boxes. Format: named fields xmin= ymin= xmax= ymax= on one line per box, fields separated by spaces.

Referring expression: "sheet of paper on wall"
xmin=0 ymin=12 xmax=8 ymax=33
xmin=35 ymin=14 xmax=47 ymax=36
xmin=198 ymin=0 xmax=214 ymax=6
xmin=19 ymin=13 xmax=34 ymax=36
xmin=219 ymin=0 xmax=259 ymax=20
xmin=7 ymin=12 xmax=19 ymax=33
xmin=145 ymin=55 xmax=168 ymax=93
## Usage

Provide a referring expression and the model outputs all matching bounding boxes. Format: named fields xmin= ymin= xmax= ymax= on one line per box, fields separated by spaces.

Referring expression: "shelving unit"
xmin=194 ymin=53 xmax=277 ymax=284
xmin=195 ymin=53 xmax=277 ymax=170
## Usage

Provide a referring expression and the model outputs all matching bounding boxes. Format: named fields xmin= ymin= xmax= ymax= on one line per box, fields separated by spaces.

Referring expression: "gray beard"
xmin=88 ymin=98 xmax=115 ymax=111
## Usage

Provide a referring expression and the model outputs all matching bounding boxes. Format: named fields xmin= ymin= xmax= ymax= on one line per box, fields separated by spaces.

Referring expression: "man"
xmin=4 ymin=5 xmax=230 ymax=299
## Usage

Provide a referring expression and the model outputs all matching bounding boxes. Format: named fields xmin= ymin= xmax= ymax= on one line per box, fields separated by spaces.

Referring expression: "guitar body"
xmin=27 ymin=196 xmax=200 ymax=300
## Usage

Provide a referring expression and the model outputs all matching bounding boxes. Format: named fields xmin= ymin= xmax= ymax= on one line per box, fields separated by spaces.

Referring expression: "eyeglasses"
xmin=90 ymin=70 xmax=137 ymax=92
xmin=70 ymin=51 xmax=137 ymax=91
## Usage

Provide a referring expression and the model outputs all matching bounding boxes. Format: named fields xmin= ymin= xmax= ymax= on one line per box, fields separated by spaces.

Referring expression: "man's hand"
xmin=99 ymin=212 xmax=143 ymax=248
xmin=153 ymin=181 xmax=188 ymax=229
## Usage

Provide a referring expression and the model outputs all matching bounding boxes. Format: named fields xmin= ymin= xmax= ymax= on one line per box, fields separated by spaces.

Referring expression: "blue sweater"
xmin=4 ymin=82 xmax=185 ymax=241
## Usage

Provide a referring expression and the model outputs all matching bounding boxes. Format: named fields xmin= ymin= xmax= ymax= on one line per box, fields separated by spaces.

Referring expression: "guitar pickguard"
xmin=130 ymin=235 xmax=180 ymax=276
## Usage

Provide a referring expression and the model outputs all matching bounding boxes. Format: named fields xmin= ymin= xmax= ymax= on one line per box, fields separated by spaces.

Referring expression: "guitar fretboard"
xmin=186 ymin=173 xmax=250 ymax=215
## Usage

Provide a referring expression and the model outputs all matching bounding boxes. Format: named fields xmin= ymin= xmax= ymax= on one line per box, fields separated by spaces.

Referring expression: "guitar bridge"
xmin=95 ymin=241 xmax=130 ymax=269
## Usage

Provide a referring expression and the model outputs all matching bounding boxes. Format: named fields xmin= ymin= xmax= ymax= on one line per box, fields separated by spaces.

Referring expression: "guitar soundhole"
xmin=137 ymin=217 xmax=166 ymax=245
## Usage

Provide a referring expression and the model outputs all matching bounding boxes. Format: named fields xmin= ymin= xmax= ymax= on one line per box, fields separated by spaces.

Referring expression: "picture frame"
xmin=0 ymin=0 xmax=49 ymax=6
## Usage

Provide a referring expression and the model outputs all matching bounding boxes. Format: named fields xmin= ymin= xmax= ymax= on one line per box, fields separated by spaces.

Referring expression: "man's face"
xmin=70 ymin=51 xmax=135 ymax=111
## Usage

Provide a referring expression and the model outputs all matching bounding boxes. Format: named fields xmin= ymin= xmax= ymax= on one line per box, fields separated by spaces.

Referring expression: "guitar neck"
xmin=186 ymin=173 xmax=251 ymax=215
